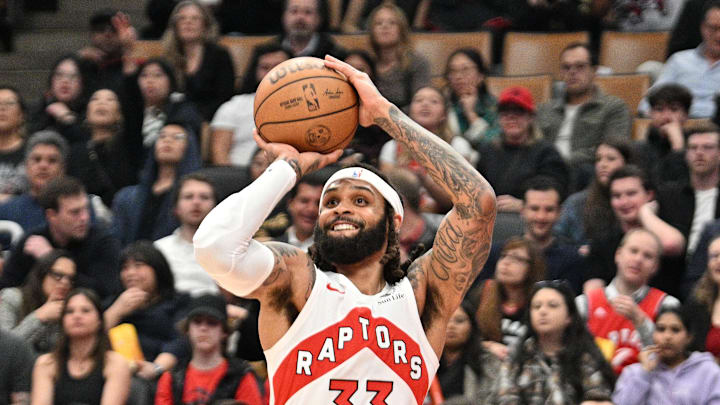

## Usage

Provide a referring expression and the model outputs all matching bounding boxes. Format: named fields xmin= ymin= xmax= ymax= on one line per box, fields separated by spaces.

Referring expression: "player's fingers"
xmin=253 ymin=131 xmax=268 ymax=149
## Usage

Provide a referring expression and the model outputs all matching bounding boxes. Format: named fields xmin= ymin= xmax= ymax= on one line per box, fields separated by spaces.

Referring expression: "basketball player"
xmin=193 ymin=55 xmax=497 ymax=404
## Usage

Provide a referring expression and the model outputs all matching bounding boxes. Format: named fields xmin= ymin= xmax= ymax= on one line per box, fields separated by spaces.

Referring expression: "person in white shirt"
xmin=155 ymin=173 xmax=219 ymax=295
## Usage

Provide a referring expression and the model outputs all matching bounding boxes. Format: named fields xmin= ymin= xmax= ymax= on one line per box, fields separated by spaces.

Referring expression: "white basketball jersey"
xmin=264 ymin=268 xmax=439 ymax=405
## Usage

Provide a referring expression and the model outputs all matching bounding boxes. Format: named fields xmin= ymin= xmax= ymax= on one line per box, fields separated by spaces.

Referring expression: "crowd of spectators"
xmin=5 ymin=0 xmax=720 ymax=404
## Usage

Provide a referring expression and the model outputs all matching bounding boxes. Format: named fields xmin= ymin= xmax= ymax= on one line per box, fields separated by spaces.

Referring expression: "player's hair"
xmin=308 ymin=163 xmax=407 ymax=284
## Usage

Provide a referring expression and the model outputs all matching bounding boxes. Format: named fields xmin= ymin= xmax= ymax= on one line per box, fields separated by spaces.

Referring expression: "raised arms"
xmin=324 ymin=55 xmax=497 ymax=352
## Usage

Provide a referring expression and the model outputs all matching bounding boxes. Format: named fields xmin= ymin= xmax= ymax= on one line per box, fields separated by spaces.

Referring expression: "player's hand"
xmin=323 ymin=54 xmax=389 ymax=128
xmin=254 ymin=131 xmax=342 ymax=179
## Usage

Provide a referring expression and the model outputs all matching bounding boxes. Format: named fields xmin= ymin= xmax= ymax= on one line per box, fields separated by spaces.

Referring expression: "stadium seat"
xmin=332 ymin=33 xmax=372 ymax=53
xmin=129 ymin=40 xmax=164 ymax=60
xmin=599 ymin=31 xmax=670 ymax=73
xmin=486 ymin=75 xmax=553 ymax=104
xmin=503 ymin=31 xmax=589 ymax=78
xmin=411 ymin=31 xmax=493 ymax=77
xmin=218 ymin=35 xmax=274 ymax=80
xmin=594 ymin=73 xmax=650 ymax=116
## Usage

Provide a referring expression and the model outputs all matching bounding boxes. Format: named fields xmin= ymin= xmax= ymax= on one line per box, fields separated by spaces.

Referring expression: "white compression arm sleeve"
xmin=193 ymin=160 xmax=297 ymax=296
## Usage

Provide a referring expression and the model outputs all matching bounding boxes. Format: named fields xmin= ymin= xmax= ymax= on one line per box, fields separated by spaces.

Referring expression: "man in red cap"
xmin=475 ymin=86 xmax=569 ymax=213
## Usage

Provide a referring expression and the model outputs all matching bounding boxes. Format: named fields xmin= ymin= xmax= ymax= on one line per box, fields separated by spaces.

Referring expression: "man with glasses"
xmin=641 ymin=1 xmax=720 ymax=118
xmin=537 ymin=43 xmax=631 ymax=186
xmin=0 ymin=177 xmax=121 ymax=299
xmin=576 ymin=228 xmax=680 ymax=375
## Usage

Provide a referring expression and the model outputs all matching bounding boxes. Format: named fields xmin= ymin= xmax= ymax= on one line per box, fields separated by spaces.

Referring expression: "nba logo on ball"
xmin=303 ymin=84 xmax=320 ymax=112
xmin=254 ymin=56 xmax=359 ymax=153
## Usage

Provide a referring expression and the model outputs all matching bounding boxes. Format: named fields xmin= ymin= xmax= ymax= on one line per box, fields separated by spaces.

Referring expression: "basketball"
xmin=254 ymin=57 xmax=359 ymax=153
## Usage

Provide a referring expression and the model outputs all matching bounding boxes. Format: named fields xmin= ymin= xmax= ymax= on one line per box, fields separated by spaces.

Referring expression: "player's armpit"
xmin=250 ymin=242 xmax=316 ymax=311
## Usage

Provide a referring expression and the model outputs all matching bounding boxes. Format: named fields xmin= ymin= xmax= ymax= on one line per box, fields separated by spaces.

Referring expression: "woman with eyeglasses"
xmin=469 ymin=237 xmax=546 ymax=361
xmin=475 ymin=86 xmax=569 ymax=213
xmin=0 ymin=85 xmax=28 ymax=201
xmin=494 ymin=281 xmax=615 ymax=405
xmin=368 ymin=2 xmax=430 ymax=109
xmin=0 ymin=250 xmax=76 ymax=356
xmin=444 ymin=48 xmax=500 ymax=146
xmin=28 ymin=54 xmax=89 ymax=141
xmin=613 ymin=307 xmax=720 ymax=405
xmin=31 ymin=288 xmax=130 ymax=405
xmin=111 ymin=121 xmax=201 ymax=247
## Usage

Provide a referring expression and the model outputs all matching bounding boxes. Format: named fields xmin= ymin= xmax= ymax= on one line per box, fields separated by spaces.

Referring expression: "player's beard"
xmin=313 ymin=213 xmax=388 ymax=265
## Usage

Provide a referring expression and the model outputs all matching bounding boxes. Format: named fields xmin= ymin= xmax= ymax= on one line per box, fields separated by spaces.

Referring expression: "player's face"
xmin=530 ymin=288 xmax=570 ymax=337
xmin=315 ymin=179 xmax=389 ymax=265
xmin=615 ymin=231 xmax=660 ymax=287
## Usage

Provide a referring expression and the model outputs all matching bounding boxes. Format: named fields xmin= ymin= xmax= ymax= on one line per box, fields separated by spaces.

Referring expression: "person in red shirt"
xmin=155 ymin=294 xmax=263 ymax=405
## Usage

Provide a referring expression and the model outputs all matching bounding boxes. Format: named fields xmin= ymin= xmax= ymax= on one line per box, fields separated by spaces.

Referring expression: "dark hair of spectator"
xmin=560 ymin=42 xmax=598 ymax=67
xmin=46 ymin=54 xmax=88 ymax=107
xmin=449 ymin=300 xmax=487 ymax=377
xmin=444 ymin=48 xmax=490 ymax=99
xmin=288 ymin=166 xmax=336 ymax=199
xmin=521 ymin=176 xmax=564 ymax=202
xmin=386 ymin=168 xmax=422 ymax=212
xmin=656 ymin=306 xmax=694 ymax=337
xmin=238 ymin=43 xmax=291 ymax=95
xmin=308 ymin=163 xmax=405 ymax=284
xmin=647 ymin=84 xmax=693 ymax=113
xmin=25 ymin=130 xmax=69 ymax=164
xmin=39 ymin=177 xmax=86 ymax=211
xmin=138 ymin=57 xmax=179 ymax=95
xmin=608 ymin=164 xmax=654 ymax=194
xmin=53 ymin=288 xmax=111 ymax=378
xmin=583 ymin=138 xmax=632 ymax=241
xmin=704 ymin=1 xmax=720 ymax=19
xmin=0 ymin=85 xmax=27 ymax=114
xmin=120 ymin=241 xmax=176 ymax=301
xmin=474 ymin=237 xmax=546 ymax=342
xmin=89 ymin=8 xmax=118 ymax=32
xmin=693 ymin=234 xmax=720 ymax=310
xmin=684 ymin=121 xmax=720 ymax=145
xmin=511 ymin=282 xmax=616 ymax=402
xmin=344 ymin=49 xmax=377 ymax=80
xmin=171 ymin=172 xmax=219 ymax=207
xmin=20 ymin=250 xmax=76 ymax=319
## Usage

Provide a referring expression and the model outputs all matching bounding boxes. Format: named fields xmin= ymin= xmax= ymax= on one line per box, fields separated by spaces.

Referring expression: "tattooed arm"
xmin=324 ymin=55 xmax=496 ymax=354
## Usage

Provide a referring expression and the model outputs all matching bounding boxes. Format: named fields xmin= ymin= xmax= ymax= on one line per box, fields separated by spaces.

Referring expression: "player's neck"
xmin=335 ymin=250 xmax=387 ymax=295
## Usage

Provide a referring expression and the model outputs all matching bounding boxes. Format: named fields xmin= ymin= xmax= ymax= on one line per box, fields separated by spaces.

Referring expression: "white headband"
xmin=320 ymin=167 xmax=404 ymax=223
